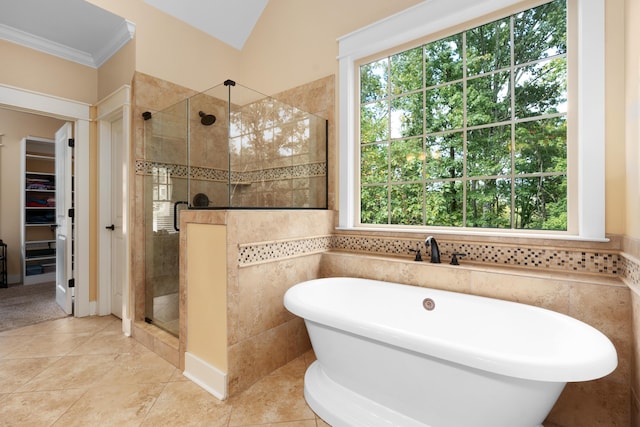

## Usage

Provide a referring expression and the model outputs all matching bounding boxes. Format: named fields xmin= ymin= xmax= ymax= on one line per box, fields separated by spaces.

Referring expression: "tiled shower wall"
xmin=131 ymin=72 xmax=334 ymax=342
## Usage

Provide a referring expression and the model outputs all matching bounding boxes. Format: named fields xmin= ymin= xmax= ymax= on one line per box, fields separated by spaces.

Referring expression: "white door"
xmin=55 ymin=123 xmax=73 ymax=314
xmin=109 ymin=117 xmax=125 ymax=318
xmin=97 ymin=86 xmax=131 ymax=330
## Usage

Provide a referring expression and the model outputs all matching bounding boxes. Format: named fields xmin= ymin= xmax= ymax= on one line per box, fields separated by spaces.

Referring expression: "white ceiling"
xmin=0 ymin=0 xmax=134 ymax=68
xmin=143 ymin=0 xmax=269 ymax=50
xmin=0 ymin=0 xmax=268 ymax=68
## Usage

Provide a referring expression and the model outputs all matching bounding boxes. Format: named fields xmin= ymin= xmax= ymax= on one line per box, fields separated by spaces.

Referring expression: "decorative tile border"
xmin=135 ymin=160 xmax=326 ymax=183
xmin=621 ymin=254 xmax=640 ymax=287
xmin=331 ymin=235 xmax=620 ymax=275
xmin=135 ymin=160 xmax=189 ymax=177
xmin=238 ymin=163 xmax=326 ymax=182
xmin=191 ymin=165 xmax=229 ymax=182
xmin=238 ymin=233 xmax=631 ymax=280
xmin=238 ymin=236 xmax=332 ymax=265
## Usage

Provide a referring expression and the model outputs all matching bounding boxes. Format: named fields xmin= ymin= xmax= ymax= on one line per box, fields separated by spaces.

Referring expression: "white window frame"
xmin=337 ymin=0 xmax=605 ymax=241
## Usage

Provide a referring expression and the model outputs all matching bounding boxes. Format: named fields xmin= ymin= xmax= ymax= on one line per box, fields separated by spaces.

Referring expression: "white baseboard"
xmin=89 ymin=300 xmax=97 ymax=316
xmin=121 ymin=316 xmax=132 ymax=336
xmin=183 ymin=352 xmax=227 ymax=400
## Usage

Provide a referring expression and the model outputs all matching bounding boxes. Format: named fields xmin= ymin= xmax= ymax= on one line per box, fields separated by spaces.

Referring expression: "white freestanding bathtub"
xmin=284 ymin=277 xmax=618 ymax=427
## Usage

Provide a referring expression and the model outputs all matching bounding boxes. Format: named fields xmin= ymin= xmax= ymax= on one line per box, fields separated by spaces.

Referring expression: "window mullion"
xmin=509 ymin=15 xmax=516 ymax=229
xmin=462 ymin=31 xmax=468 ymax=227
xmin=422 ymin=46 xmax=428 ymax=226
xmin=386 ymin=58 xmax=392 ymax=225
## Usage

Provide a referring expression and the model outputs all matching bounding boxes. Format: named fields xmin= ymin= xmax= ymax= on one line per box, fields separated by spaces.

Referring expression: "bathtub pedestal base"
xmin=304 ymin=361 xmax=546 ymax=427
xmin=305 ymin=361 xmax=427 ymax=427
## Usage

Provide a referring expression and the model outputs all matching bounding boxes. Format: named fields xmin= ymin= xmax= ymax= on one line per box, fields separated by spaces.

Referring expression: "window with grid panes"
xmin=359 ymin=0 xmax=567 ymax=230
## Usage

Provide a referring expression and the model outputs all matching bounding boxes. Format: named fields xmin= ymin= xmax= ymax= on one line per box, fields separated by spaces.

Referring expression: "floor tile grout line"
xmin=48 ymin=386 xmax=91 ymax=427
xmin=138 ymin=379 xmax=171 ymax=427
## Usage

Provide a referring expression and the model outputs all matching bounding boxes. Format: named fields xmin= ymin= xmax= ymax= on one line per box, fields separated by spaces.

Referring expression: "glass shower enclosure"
xmin=142 ymin=80 xmax=328 ymax=336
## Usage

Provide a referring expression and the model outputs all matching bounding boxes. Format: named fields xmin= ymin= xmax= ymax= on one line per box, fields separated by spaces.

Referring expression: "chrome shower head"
xmin=199 ymin=111 xmax=216 ymax=126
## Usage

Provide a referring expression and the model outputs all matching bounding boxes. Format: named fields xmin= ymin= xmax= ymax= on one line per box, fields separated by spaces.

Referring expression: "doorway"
xmin=0 ymin=83 xmax=91 ymax=317
xmin=0 ymin=111 xmax=76 ymax=327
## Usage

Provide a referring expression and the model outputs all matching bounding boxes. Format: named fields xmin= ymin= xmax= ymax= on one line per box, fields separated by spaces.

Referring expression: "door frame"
xmin=0 ymin=83 xmax=91 ymax=317
xmin=96 ymin=85 xmax=131 ymax=334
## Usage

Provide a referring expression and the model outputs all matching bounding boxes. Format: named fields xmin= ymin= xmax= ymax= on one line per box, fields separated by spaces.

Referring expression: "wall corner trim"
xmin=183 ymin=351 xmax=228 ymax=401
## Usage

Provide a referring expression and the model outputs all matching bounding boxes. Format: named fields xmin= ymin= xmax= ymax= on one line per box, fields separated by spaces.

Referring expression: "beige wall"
xmin=239 ymin=0 xmax=423 ymax=95
xmin=0 ymin=109 xmax=65 ymax=281
xmin=606 ymin=0 xmax=628 ymax=235
xmin=186 ymin=224 xmax=227 ymax=372
xmin=97 ymin=39 xmax=136 ymax=101
xmin=87 ymin=0 xmax=242 ymax=93
xmin=0 ymin=19 xmax=134 ymax=104
xmin=88 ymin=0 xmax=422 ymax=96
xmin=0 ymin=40 xmax=98 ymax=105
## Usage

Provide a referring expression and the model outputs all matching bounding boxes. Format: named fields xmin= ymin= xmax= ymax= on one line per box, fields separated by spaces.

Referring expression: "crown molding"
xmin=0 ymin=20 xmax=135 ymax=69
xmin=93 ymin=20 xmax=136 ymax=68
xmin=0 ymin=23 xmax=94 ymax=67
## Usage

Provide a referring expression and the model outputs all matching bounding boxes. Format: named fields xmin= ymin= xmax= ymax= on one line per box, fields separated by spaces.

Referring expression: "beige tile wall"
xmin=238 ymin=230 xmax=636 ymax=425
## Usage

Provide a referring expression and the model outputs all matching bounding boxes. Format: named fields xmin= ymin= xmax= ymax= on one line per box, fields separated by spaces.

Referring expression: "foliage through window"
xmin=359 ymin=0 xmax=567 ymax=230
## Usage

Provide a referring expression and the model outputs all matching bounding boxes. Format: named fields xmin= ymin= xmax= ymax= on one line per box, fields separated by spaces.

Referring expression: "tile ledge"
xmin=133 ymin=320 xmax=179 ymax=350
xmin=621 ymin=250 xmax=640 ymax=266
xmin=323 ymin=250 xmax=625 ymax=287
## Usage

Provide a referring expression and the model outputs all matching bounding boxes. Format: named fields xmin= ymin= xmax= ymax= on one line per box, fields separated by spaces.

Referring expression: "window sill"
xmin=335 ymin=225 xmax=610 ymax=243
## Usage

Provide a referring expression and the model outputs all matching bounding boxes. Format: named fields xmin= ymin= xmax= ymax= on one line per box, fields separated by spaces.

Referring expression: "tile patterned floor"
xmin=0 ymin=315 xmax=329 ymax=427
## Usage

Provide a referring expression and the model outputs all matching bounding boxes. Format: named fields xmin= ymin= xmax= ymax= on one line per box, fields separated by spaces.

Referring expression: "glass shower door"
xmin=143 ymin=99 xmax=189 ymax=336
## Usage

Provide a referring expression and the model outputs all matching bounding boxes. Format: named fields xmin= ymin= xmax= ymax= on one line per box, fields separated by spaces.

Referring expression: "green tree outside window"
xmin=359 ymin=0 xmax=567 ymax=230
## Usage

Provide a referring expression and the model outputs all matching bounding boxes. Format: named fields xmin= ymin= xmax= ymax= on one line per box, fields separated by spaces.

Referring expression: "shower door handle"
xmin=173 ymin=201 xmax=189 ymax=232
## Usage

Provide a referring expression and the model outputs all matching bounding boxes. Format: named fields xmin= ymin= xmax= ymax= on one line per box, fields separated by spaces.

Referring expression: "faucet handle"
xmin=409 ymin=246 xmax=423 ymax=262
xmin=450 ymin=253 xmax=467 ymax=265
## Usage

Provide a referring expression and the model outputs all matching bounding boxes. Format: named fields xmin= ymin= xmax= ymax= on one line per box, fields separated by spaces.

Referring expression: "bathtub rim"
xmin=284 ymin=276 xmax=618 ymax=383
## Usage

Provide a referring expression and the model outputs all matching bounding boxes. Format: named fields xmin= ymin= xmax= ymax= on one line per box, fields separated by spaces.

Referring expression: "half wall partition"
xmin=141 ymin=80 xmax=328 ymax=336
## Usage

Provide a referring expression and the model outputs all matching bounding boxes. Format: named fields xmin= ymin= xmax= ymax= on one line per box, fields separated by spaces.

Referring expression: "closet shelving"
xmin=21 ymin=136 xmax=56 ymax=285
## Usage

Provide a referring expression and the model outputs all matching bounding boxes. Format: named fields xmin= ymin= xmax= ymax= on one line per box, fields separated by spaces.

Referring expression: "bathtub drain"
xmin=422 ymin=298 xmax=435 ymax=311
